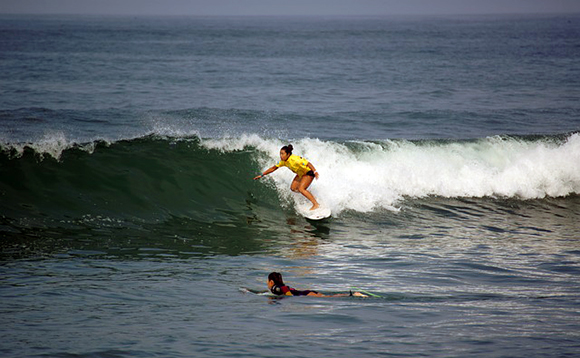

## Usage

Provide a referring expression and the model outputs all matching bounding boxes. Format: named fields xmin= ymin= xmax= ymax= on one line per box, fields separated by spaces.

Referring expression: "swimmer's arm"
xmin=253 ymin=165 xmax=278 ymax=180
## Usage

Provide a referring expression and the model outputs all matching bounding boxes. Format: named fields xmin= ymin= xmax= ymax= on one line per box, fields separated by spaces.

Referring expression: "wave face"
xmin=1 ymin=133 xmax=579 ymax=228
xmin=0 ymin=136 xmax=272 ymax=230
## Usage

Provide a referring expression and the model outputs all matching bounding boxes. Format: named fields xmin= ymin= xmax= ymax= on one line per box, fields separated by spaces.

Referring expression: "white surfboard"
xmin=297 ymin=203 xmax=332 ymax=220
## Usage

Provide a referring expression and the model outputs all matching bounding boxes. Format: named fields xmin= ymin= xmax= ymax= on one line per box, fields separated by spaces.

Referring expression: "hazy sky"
xmin=1 ymin=0 xmax=579 ymax=16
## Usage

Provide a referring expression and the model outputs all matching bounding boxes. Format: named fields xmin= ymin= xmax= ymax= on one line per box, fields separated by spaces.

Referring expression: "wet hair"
xmin=281 ymin=144 xmax=293 ymax=155
xmin=268 ymin=272 xmax=284 ymax=286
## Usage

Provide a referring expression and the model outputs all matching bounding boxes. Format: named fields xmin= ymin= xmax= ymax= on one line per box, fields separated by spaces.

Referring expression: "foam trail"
xmin=204 ymin=134 xmax=580 ymax=214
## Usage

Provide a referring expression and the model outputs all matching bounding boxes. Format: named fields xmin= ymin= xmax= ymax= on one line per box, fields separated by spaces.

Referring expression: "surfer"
xmin=267 ymin=272 xmax=368 ymax=298
xmin=254 ymin=144 xmax=320 ymax=210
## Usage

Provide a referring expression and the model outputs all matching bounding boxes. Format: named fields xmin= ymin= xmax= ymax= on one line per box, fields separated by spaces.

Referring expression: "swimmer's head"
xmin=268 ymin=272 xmax=284 ymax=294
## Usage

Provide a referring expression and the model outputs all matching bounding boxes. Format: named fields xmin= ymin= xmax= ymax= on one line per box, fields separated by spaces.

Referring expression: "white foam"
xmin=202 ymin=133 xmax=281 ymax=153
xmin=202 ymin=134 xmax=580 ymax=214
xmin=0 ymin=131 xmax=109 ymax=160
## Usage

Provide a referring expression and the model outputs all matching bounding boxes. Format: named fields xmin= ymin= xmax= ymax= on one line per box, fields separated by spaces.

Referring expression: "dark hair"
xmin=268 ymin=272 xmax=284 ymax=286
xmin=281 ymin=144 xmax=293 ymax=155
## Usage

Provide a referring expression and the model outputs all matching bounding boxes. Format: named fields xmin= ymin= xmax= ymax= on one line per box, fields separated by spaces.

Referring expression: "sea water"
xmin=1 ymin=14 xmax=580 ymax=357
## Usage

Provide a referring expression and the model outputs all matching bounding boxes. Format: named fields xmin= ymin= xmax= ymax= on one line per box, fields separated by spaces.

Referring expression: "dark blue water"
xmin=1 ymin=14 xmax=580 ymax=357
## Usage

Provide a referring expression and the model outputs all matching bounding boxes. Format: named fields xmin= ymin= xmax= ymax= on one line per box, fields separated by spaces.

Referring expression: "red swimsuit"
xmin=271 ymin=284 xmax=318 ymax=296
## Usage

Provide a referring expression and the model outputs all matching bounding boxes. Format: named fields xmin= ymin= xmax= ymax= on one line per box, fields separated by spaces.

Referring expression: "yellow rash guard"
xmin=276 ymin=154 xmax=310 ymax=177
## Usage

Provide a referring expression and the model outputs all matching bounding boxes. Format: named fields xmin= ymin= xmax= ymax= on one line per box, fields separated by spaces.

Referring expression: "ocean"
xmin=1 ymin=13 xmax=580 ymax=357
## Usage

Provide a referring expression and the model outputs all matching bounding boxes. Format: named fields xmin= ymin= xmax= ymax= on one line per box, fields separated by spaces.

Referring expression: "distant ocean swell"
xmin=1 ymin=132 xmax=579 ymax=225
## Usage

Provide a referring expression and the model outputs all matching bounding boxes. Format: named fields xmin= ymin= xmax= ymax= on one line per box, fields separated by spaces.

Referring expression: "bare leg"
xmin=291 ymin=175 xmax=319 ymax=210
xmin=290 ymin=175 xmax=301 ymax=193
xmin=306 ymin=292 xmax=368 ymax=297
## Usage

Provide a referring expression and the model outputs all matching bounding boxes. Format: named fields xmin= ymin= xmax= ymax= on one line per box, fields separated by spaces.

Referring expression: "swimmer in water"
xmin=267 ymin=272 xmax=368 ymax=298
xmin=254 ymin=144 xmax=320 ymax=210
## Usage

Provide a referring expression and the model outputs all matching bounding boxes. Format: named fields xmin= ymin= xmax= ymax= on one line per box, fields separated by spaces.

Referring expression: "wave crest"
xmin=1 ymin=133 xmax=579 ymax=223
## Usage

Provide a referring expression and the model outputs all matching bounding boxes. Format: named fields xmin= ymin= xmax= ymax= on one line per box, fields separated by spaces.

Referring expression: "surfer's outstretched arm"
xmin=254 ymin=166 xmax=278 ymax=180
